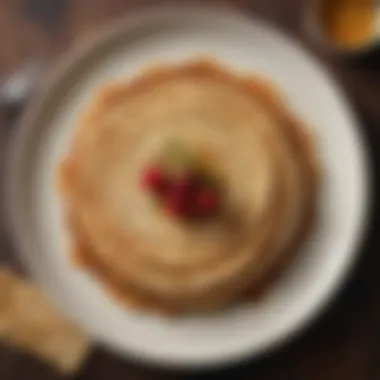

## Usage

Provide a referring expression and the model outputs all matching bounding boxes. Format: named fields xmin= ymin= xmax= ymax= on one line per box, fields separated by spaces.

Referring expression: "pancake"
xmin=58 ymin=60 xmax=320 ymax=314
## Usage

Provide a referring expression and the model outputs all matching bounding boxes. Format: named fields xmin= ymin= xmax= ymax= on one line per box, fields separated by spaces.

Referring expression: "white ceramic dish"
xmin=6 ymin=5 xmax=369 ymax=369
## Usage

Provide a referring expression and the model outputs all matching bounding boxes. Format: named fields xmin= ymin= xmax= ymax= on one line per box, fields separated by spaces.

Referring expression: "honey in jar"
xmin=320 ymin=0 xmax=375 ymax=48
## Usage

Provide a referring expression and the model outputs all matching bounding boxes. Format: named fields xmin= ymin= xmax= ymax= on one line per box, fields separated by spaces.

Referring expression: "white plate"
xmin=7 ymin=5 xmax=370 ymax=369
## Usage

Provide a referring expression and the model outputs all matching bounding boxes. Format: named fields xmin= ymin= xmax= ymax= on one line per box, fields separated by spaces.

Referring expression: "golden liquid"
xmin=321 ymin=0 xmax=374 ymax=47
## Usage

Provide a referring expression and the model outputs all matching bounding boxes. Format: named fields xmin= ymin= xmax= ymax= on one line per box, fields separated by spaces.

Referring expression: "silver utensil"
xmin=0 ymin=60 xmax=44 ymax=109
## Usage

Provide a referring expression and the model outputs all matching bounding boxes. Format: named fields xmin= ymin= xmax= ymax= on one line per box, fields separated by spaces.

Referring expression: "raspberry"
xmin=165 ymin=172 xmax=198 ymax=218
xmin=142 ymin=162 xmax=221 ymax=220
xmin=195 ymin=188 xmax=219 ymax=216
xmin=141 ymin=165 xmax=167 ymax=193
xmin=167 ymin=189 xmax=188 ymax=217
xmin=177 ymin=172 xmax=198 ymax=194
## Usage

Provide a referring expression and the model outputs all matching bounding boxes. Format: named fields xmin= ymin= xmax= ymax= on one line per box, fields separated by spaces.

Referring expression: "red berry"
xmin=168 ymin=189 xmax=188 ymax=217
xmin=177 ymin=172 xmax=197 ymax=195
xmin=165 ymin=173 xmax=197 ymax=218
xmin=141 ymin=165 xmax=167 ymax=193
xmin=196 ymin=188 xmax=219 ymax=216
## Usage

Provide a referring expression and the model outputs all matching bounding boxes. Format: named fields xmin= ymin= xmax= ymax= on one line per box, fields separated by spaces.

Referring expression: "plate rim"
xmin=5 ymin=4 xmax=371 ymax=369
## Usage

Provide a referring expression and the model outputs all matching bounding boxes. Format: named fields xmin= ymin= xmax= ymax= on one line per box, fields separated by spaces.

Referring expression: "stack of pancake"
xmin=58 ymin=60 xmax=320 ymax=314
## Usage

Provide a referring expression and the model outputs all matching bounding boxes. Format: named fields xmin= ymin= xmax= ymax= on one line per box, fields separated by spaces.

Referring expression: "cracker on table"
xmin=0 ymin=267 xmax=91 ymax=374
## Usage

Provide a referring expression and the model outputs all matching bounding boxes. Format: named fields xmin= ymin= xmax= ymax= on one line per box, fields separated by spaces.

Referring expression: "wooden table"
xmin=1 ymin=0 xmax=380 ymax=379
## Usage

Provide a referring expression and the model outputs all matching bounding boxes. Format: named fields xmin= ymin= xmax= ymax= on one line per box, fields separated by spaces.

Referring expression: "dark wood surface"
xmin=1 ymin=0 xmax=380 ymax=379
